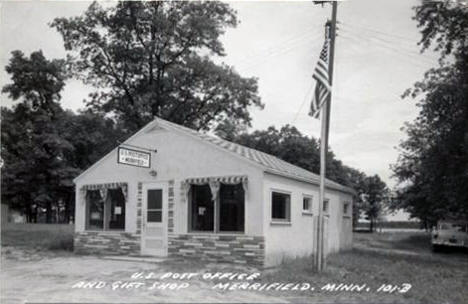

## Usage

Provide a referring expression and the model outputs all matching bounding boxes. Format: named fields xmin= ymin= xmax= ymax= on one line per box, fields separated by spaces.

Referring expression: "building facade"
xmin=74 ymin=118 xmax=354 ymax=267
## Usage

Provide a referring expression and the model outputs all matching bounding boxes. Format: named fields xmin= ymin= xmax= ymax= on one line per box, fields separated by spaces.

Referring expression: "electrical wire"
xmin=238 ymin=31 xmax=325 ymax=72
xmin=235 ymin=26 xmax=323 ymax=68
xmin=292 ymin=82 xmax=315 ymax=125
xmin=339 ymin=31 xmax=436 ymax=68
xmin=340 ymin=21 xmax=418 ymax=44
xmin=340 ymin=28 xmax=437 ymax=63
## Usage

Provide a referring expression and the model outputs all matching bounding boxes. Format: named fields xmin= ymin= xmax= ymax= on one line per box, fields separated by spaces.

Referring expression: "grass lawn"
xmin=1 ymin=223 xmax=74 ymax=251
xmin=261 ymin=232 xmax=468 ymax=304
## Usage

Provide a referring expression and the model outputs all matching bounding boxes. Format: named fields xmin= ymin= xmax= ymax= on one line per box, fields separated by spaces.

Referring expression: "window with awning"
xmin=81 ymin=183 xmax=127 ymax=231
xmin=183 ymin=176 xmax=247 ymax=233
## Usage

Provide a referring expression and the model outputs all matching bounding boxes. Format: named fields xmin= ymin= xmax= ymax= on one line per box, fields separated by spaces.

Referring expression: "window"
xmin=86 ymin=188 xmax=126 ymax=230
xmin=147 ymin=189 xmax=162 ymax=222
xmin=190 ymin=185 xmax=214 ymax=231
xmin=107 ymin=189 xmax=126 ymax=229
xmin=323 ymin=198 xmax=329 ymax=213
xmin=343 ymin=202 xmax=350 ymax=216
xmin=189 ymin=183 xmax=245 ymax=233
xmin=303 ymin=196 xmax=313 ymax=213
xmin=271 ymin=191 xmax=291 ymax=221
xmin=86 ymin=190 xmax=103 ymax=230
xmin=219 ymin=184 xmax=244 ymax=232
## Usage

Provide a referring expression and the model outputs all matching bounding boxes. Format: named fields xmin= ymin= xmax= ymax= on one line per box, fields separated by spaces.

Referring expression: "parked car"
xmin=432 ymin=220 xmax=468 ymax=251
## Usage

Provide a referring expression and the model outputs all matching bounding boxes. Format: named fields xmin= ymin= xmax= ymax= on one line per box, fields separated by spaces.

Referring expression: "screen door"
xmin=141 ymin=182 xmax=167 ymax=256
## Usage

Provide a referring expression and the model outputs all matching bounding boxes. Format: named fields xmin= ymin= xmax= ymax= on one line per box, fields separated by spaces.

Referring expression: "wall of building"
xmin=74 ymin=121 xmax=265 ymax=256
xmin=74 ymin=231 xmax=140 ymax=255
xmin=168 ymin=234 xmax=264 ymax=266
xmin=263 ymin=172 xmax=353 ymax=267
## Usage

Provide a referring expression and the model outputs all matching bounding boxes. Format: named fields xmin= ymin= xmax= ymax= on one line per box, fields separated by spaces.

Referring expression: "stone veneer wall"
xmin=168 ymin=180 xmax=175 ymax=233
xmin=168 ymin=234 xmax=265 ymax=266
xmin=74 ymin=231 xmax=140 ymax=255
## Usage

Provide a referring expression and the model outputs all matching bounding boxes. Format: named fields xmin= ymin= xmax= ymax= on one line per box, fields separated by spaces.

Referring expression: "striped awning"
xmin=185 ymin=175 xmax=247 ymax=185
xmin=80 ymin=182 xmax=128 ymax=202
xmin=182 ymin=175 xmax=248 ymax=201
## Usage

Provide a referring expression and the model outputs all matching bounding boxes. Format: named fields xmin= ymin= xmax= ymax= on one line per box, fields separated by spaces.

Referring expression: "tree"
xmin=51 ymin=1 xmax=263 ymax=133
xmin=360 ymin=175 xmax=389 ymax=232
xmin=1 ymin=50 xmax=123 ymax=223
xmin=230 ymin=124 xmax=363 ymax=187
xmin=221 ymin=124 xmax=389 ymax=227
xmin=391 ymin=1 xmax=468 ymax=224
xmin=1 ymin=50 xmax=78 ymax=222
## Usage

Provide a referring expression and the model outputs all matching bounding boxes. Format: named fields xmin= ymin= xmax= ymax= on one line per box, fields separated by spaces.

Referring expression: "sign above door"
xmin=118 ymin=147 xmax=151 ymax=168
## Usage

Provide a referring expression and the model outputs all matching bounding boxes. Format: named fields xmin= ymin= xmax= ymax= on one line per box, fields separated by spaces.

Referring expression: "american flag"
xmin=309 ymin=39 xmax=331 ymax=119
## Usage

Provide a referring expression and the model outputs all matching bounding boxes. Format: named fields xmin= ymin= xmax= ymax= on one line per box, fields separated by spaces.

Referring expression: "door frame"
xmin=140 ymin=181 xmax=168 ymax=256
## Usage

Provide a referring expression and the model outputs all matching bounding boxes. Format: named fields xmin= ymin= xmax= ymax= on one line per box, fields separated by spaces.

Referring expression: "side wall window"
xmin=343 ymin=202 xmax=350 ymax=216
xmin=271 ymin=191 xmax=291 ymax=221
xmin=323 ymin=198 xmax=330 ymax=213
xmin=303 ymin=195 xmax=313 ymax=213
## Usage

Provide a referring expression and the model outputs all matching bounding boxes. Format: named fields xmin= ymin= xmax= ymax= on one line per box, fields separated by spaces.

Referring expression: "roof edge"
xmin=155 ymin=118 xmax=267 ymax=171
xmin=264 ymin=169 xmax=357 ymax=196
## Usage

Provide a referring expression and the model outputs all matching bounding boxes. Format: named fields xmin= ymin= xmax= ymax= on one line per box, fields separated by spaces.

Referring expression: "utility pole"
xmin=315 ymin=0 xmax=338 ymax=272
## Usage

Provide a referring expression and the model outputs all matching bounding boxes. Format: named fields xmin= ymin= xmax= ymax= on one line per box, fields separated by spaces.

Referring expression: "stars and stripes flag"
xmin=309 ymin=38 xmax=331 ymax=119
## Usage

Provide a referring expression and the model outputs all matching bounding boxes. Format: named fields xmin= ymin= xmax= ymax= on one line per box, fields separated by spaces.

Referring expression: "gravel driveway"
xmin=1 ymin=247 xmax=287 ymax=304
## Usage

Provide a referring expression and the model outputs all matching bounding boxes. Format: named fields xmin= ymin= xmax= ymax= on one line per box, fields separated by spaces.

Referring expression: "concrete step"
xmin=100 ymin=255 xmax=166 ymax=263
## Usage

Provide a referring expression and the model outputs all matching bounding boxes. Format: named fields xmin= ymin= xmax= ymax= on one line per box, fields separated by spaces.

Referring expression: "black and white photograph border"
xmin=1 ymin=0 xmax=467 ymax=303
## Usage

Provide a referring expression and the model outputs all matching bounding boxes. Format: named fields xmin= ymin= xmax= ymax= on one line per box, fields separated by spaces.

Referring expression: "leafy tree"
xmin=1 ymin=50 xmax=122 ymax=223
xmin=2 ymin=50 xmax=67 ymax=114
xmin=1 ymin=50 xmax=78 ymax=222
xmin=230 ymin=124 xmax=360 ymax=186
xmin=360 ymin=175 xmax=389 ymax=232
xmin=221 ymin=124 xmax=388 ymax=227
xmin=51 ymin=1 xmax=263 ymax=133
xmin=392 ymin=1 xmax=468 ymax=224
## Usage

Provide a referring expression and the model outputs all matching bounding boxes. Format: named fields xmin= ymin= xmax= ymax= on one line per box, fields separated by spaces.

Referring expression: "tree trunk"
xmin=25 ymin=206 xmax=32 ymax=223
xmin=33 ymin=205 xmax=38 ymax=223
xmin=45 ymin=201 xmax=52 ymax=223
xmin=369 ymin=218 xmax=374 ymax=233
xmin=64 ymin=191 xmax=73 ymax=224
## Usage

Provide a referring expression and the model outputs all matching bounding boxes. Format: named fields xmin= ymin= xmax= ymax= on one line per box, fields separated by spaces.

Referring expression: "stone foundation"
xmin=168 ymin=234 xmax=264 ymax=266
xmin=74 ymin=231 xmax=140 ymax=255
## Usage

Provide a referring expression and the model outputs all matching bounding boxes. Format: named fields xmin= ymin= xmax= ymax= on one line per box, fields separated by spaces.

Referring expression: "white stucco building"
xmin=74 ymin=117 xmax=354 ymax=266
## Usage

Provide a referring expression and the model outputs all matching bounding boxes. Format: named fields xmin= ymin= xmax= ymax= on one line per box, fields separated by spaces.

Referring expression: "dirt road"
xmin=1 ymin=247 xmax=285 ymax=304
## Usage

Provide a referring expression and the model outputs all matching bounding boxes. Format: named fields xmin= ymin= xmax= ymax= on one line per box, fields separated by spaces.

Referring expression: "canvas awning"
xmin=182 ymin=175 xmax=248 ymax=201
xmin=80 ymin=182 xmax=128 ymax=203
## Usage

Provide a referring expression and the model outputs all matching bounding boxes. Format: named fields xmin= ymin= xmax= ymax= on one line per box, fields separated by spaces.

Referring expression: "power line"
xmin=238 ymin=31 xmax=324 ymax=72
xmin=339 ymin=32 xmax=436 ymax=68
xmin=292 ymin=82 xmax=315 ymax=125
xmin=340 ymin=21 xmax=419 ymax=44
xmin=340 ymin=28 xmax=437 ymax=62
xmin=234 ymin=26 xmax=322 ymax=68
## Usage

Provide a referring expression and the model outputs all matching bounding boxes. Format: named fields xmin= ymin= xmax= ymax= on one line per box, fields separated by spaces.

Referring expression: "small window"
xmin=271 ymin=191 xmax=291 ymax=221
xmin=323 ymin=198 xmax=329 ymax=213
xmin=343 ymin=202 xmax=350 ymax=216
xmin=303 ymin=196 xmax=312 ymax=213
xmin=147 ymin=189 xmax=162 ymax=223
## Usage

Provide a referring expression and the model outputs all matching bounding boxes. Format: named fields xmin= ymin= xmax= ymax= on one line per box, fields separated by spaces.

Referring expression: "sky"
xmin=0 ymin=0 xmax=439 ymax=220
